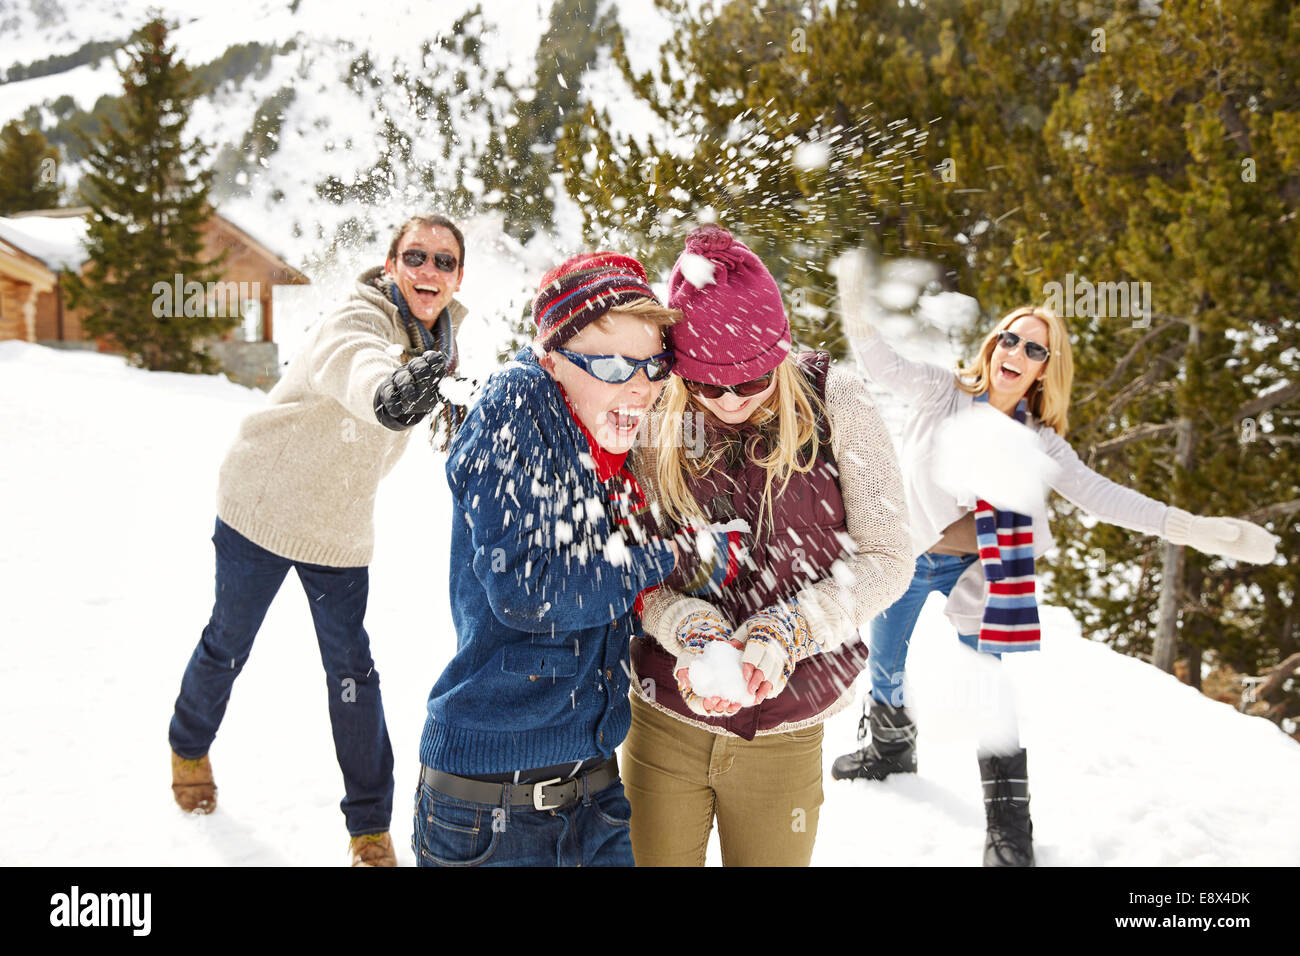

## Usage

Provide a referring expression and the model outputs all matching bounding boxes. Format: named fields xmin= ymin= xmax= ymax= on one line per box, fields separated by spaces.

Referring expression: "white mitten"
xmin=1163 ymin=507 xmax=1277 ymax=564
xmin=832 ymin=248 xmax=876 ymax=342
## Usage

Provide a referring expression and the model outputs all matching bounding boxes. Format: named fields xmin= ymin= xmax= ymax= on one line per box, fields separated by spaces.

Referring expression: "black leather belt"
xmin=420 ymin=756 xmax=619 ymax=811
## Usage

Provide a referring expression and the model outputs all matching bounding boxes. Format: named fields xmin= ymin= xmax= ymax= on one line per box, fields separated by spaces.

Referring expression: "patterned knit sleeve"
xmin=630 ymin=416 xmax=737 ymax=656
xmin=795 ymin=368 xmax=914 ymax=651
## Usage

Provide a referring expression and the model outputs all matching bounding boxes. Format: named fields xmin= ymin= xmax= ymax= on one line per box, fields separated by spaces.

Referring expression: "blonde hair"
xmin=588 ymin=296 xmax=681 ymax=332
xmin=955 ymin=305 xmax=1074 ymax=436
xmin=655 ymin=355 xmax=830 ymax=540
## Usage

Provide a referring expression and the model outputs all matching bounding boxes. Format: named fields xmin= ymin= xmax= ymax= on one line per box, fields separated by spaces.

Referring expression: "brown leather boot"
xmin=349 ymin=831 xmax=397 ymax=867
xmin=171 ymin=750 xmax=217 ymax=814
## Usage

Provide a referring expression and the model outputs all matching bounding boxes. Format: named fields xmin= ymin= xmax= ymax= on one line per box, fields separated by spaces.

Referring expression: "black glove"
xmin=373 ymin=349 xmax=447 ymax=431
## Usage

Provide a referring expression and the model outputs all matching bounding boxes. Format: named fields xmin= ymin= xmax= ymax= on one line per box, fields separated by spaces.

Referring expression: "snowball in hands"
xmin=930 ymin=404 xmax=1059 ymax=514
xmin=687 ymin=642 xmax=757 ymax=707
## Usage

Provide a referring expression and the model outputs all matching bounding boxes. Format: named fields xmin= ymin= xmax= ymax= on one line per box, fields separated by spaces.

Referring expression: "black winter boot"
xmin=830 ymin=699 xmax=917 ymax=781
xmin=979 ymin=749 xmax=1034 ymax=867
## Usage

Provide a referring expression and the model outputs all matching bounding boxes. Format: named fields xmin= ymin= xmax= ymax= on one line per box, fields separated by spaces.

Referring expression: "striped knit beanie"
xmin=532 ymin=252 xmax=660 ymax=351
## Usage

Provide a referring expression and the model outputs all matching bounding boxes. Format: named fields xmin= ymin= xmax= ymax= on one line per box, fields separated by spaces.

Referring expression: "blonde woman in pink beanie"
xmin=624 ymin=226 xmax=914 ymax=865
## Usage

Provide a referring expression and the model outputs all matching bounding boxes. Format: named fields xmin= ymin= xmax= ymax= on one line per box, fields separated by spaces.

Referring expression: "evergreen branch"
xmin=1232 ymin=381 xmax=1300 ymax=423
xmin=1076 ymin=320 xmax=1180 ymax=407
xmin=1241 ymin=500 xmax=1300 ymax=522
xmin=1217 ymin=97 xmax=1253 ymax=156
xmin=1088 ymin=422 xmax=1180 ymax=459
xmin=1076 ymin=346 xmax=1184 ymax=445
xmin=1194 ymin=383 xmax=1300 ymax=445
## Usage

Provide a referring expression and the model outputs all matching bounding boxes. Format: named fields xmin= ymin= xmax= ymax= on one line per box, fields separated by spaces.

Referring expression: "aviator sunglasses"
xmin=682 ymin=371 xmax=775 ymax=400
xmin=400 ymin=249 xmax=460 ymax=273
xmin=555 ymin=348 xmax=676 ymax=384
xmin=996 ymin=330 xmax=1050 ymax=363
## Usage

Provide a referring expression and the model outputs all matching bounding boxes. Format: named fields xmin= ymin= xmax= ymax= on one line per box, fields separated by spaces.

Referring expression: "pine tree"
xmin=0 ymin=120 xmax=61 ymax=214
xmin=1034 ymin=0 xmax=1299 ymax=681
xmin=478 ymin=0 xmax=617 ymax=243
xmin=558 ymin=0 xmax=1112 ymax=355
xmin=65 ymin=17 xmax=232 ymax=373
xmin=312 ymin=8 xmax=497 ymax=258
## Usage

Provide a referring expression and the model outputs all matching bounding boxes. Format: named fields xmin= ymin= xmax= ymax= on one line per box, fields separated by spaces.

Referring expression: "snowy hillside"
xmin=1 ymin=340 xmax=1297 ymax=866
xmin=0 ymin=0 xmax=672 ymax=276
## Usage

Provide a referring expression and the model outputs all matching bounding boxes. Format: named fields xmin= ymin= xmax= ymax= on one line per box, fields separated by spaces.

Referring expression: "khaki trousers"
xmin=622 ymin=692 xmax=824 ymax=866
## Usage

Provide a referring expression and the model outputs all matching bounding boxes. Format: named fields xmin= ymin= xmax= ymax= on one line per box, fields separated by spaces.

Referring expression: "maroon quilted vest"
xmin=632 ymin=351 xmax=869 ymax=740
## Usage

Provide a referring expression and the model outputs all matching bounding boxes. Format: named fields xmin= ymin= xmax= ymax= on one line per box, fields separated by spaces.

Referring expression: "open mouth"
xmin=606 ymin=407 xmax=644 ymax=435
xmin=1000 ymin=362 xmax=1023 ymax=381
xmin=412 ymin=283 xmax=442 ymax=305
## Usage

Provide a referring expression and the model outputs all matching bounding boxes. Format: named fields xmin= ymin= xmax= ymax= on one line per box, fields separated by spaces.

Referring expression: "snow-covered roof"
xmin=0 ymin=213 xmax=89 ymax=272
xmin=206 ymin=210 xmax=307 ymax=282
xmin=0 ymin=207 xmax=308 ymax=280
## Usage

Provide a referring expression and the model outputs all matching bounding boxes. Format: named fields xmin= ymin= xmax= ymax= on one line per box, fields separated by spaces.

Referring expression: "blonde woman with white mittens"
xmin=829 ymin=250 xmax=1278 ymax=867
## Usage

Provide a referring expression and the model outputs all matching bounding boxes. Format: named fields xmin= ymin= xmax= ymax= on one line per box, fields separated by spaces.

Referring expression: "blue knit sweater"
xmin=419 ymin=348 xmax=676 ymax=775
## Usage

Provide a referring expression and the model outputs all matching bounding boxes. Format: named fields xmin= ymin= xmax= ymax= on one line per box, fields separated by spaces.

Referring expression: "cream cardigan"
xmin=216 ymin=267 xmax=466 ymax=567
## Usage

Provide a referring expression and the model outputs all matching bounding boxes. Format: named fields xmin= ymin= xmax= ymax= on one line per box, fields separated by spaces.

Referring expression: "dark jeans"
xmin=412 ymin=773 xmax=634 ymax=867
xmin=169 ymin=519 xmax=394 ymax=836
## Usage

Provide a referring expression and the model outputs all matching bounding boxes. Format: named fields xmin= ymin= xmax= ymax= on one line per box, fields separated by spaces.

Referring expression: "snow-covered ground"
xmin=2 ymin=339 xmax=1297 ymax=866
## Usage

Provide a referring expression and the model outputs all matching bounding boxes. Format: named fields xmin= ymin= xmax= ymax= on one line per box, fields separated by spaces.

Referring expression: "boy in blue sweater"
xmin=414 ymin=252 xmax=681 ymax=866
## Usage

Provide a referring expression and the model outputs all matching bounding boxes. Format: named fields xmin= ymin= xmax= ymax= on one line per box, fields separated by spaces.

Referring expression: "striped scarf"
xmin=382 ymin=279 xmax=458 ymax=373
xmin=972 ymin=395 xmax=1041 ymax=653
xmin=674 ymin=521 xmax=744 ymax=596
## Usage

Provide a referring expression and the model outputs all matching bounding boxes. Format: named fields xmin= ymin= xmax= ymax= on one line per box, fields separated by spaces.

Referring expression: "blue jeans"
xmin=169 ymin=519 xmax=394 ymax=836
xmin=868 ymin=552 xmax=995 ymax=707
xmin=412 ymin=773 xmax=635 ymax=867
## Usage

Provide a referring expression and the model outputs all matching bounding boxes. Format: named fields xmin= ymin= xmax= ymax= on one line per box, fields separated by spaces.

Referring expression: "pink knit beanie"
xmin=666 ymin=226 xmax=791 ymax=385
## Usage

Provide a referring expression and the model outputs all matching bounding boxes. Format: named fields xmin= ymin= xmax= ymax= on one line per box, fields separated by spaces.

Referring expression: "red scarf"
xmin=560 ymin=391 xmax=656 ymax=615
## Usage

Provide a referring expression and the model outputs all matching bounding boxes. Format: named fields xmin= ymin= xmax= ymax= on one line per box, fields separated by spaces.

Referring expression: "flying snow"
xmin=929 ymin=404 xmax=1060 ymax=514
xmin=678 ymin=253 xmax=716 ymax=290
xmin=792 ymin=140 xmax=831 ymax=171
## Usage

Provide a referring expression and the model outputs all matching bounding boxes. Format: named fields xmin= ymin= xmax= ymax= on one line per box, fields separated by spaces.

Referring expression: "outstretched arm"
xmin=1042 ymin=428 xmax=1276 ymax=564
xmin=835 ymin=248 xmax=954 ymax=405
xmin=308 ymin=306 xmax=406 ymax=423
xmin=451 ymin=396 xmax=676 ymax=633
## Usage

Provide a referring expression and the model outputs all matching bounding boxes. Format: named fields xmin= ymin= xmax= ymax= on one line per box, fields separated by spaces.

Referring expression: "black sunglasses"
xmin=996 ymin=330 xmax=1050 ymax=363
xmin=555 ymin=348 xmax=675 ymax=384
xmin=682 ymin=371 xmax=775 ymax=400
xmin=400 ymin=249 xmax=459 ymax=273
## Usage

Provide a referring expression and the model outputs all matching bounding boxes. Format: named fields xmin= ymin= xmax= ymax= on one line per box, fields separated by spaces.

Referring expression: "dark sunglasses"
xmin=555 ymin=348 xmax=675 ymax=384
xmin=996 ymin=330 xmax=1050 ymax=363
xmin=682 ymin=371 xmax=775 ymax=400
xmin=400 ymin=249 xmax=459 ymax=273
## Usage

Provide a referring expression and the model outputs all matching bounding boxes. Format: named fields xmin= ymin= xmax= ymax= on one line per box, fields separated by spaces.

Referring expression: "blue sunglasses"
xmin=555 ymin=348 xmax=675 ymax=384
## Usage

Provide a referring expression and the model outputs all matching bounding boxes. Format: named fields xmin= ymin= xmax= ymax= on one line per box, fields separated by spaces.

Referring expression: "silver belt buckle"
xmin=532 ymin=777 xmax=563 ymax=811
